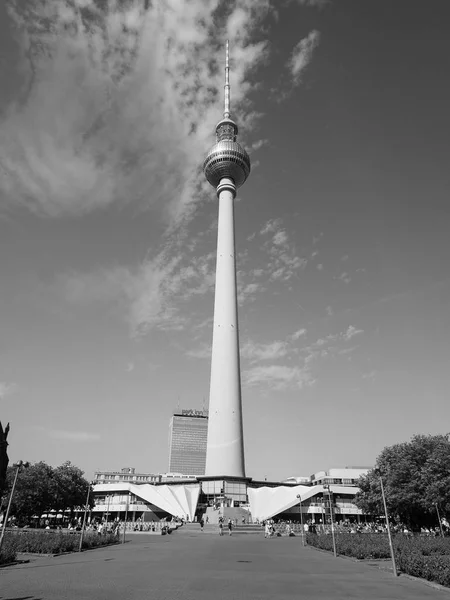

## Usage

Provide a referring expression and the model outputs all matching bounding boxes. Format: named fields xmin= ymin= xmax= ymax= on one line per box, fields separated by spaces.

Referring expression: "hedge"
xmin=0 ymin=530 xmax=119 ymax=564
xmin=306 ymin=533 xmax=450 ymax=587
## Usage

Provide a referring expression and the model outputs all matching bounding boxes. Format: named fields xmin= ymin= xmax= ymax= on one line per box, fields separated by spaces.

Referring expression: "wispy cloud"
xmin=190 ymin=322 xmax=363 ymax=391
xmin=0 ymin=381 xmax=17 ymax=399
xmin=260 ymin=219 xmax=283 ymax=236
xmin=273 ymin=230 xmax=289 ymax=246
xmin=49 ymin=430 xmax=101 ymax=442
xmin=343 ymin=326 xmax=364 ymax=341
xmin=337 ymin=272 xmax=351 ymax=284
xmin=287 ymin=30 xmax=321 ymax=87
xmin=243 ymin=364 xmax=314 ymax=391
xmin=237 ymin=280 xmax=266 ymax=306
xmin=313 ymin=232 xmax=323 ymax=245
xmin=259 ymin=218 xmax=307 ymax=282
xmin=59 ymin=246 xmax=216 ymax=335
xmin=291 ymin=0 xmax=329 ymax=7
xmin=186 ymin=345 xmax=211 ymax=360
xmin=291 ymin=328 xmax=307 ymax=340
xmin=338 ymin=346 xmax=358 ymax=356
xmin=297 ymin=326 xmax=364 ymax=368
xmin=0 ymin=0 xmax=271 ymax=225
xmin=362 ymin=370 xmax=377 ymax=381
xmin=241 ymin=340 xmax=289 ymax=362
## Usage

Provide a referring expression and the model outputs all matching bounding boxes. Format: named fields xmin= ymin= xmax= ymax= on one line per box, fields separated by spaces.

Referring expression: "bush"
xmin=397 ymin=553 xmax=450 ymax=587
xmin=396 ymin=536 xmax=450 ymax=556
xmin=306 ymin=533 xmax=391 ymax=559
xmin=307 ymin=533 xmax=450 ymax=587
xmin=2 ymin=530 xmax=118 ymax=555
xmin=0 ymin=536 xmax=18 ymax=565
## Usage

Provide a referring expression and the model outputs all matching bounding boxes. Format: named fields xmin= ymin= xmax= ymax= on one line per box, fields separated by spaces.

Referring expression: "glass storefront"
xmin=200 ymin=479 xmax=248 ymax=506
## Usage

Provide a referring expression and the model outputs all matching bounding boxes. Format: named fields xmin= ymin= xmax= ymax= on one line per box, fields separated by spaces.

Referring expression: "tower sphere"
xmin=203 ymin=118 xmax=251 ymax=189
xmin=203 ymin=139 xmax=251 ymax=190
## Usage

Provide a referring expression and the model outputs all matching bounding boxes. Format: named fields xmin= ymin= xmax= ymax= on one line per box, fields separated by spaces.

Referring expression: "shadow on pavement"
xmin=1 ymin=597 xmax=43 ymax=600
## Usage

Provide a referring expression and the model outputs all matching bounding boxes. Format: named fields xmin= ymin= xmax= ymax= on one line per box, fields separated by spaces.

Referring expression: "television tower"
xmin=203 ymin=42 xmax=251 ymax=477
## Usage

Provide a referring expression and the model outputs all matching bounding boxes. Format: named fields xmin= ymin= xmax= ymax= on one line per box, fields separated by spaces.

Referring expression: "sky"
xmin=1 ymin=0 xmax=450 ymax=482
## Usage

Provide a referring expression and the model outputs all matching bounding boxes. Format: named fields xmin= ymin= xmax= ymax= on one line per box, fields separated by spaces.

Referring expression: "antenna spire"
xmin=224 ymin=40 xmax=230 ymax=119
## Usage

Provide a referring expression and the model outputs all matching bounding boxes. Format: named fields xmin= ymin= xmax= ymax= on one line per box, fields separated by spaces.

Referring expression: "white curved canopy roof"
xmin=248 ymin=484 xmax=358 ymax=521
xmin=94 ymin=483 xmax=200 ymax=521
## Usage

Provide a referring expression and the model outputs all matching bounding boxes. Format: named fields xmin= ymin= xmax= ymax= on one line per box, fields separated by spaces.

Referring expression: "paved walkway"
xmin=1 ymin=528 xmax=447 ymax=600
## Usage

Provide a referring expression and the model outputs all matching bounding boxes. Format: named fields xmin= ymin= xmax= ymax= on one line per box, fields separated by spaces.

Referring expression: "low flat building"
xmin=94 ymin=467 xmax=161 ymax=485
xmin=89 ymin=466 xmax=371 ymax=524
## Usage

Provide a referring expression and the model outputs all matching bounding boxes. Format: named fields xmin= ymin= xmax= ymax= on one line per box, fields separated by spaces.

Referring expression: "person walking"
xmin=219 ymin=517 xmax=224 ymax=536
xmin=228 ymin=519 xmax=233 ymax=536
xmin=200 ymin=516 xmax=204 ymax=532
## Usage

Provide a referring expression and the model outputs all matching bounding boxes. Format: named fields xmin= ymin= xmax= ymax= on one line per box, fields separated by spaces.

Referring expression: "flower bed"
xmin=1 ymin=529 xmax=118 ymax=561
xmin=306 ymin=533 xmax=450 ymax=587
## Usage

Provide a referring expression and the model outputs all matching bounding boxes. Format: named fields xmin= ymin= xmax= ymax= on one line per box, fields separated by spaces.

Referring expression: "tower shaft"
xmin=205 ymin=178 xmax=245 ymax=477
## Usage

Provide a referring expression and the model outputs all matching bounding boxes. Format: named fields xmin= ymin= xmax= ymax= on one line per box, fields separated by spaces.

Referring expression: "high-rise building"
xmin=203 ymin=40 xmax=250 ymax=477
xmin=168 ymin=409 xmax=208 ymax=476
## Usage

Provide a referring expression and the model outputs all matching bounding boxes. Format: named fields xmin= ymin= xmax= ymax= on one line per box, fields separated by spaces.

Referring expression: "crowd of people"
xmin=265 ymin=517 xmax=450 ymax=537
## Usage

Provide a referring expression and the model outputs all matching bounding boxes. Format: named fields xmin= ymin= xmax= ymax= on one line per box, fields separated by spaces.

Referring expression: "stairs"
xmin=203 ymin=523 xmax=263 ymax=535
xmin=230 ymin=523 xmax=263 ymax=535
xmin=175 ymin=522 xmax=263 ymax=536
xmin=204 ymin=505 xmax=252 ymax=525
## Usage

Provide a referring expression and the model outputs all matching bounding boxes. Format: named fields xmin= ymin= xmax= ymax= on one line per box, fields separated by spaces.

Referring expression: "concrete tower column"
xmin=203 ymin=42 xmax=250 ymax=479
xmin=205 ymin=178 xmax=245 ymax=477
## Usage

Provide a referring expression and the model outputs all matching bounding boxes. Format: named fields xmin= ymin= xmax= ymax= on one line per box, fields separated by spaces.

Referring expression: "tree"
xmin=355 ymin=434 xmax=450 ymax=529
xmin=53 ymin=461 xmax=93 ymax=516
xmin=2 ymin=461 xmax=56 ymax=523
xmin=1 ymin=460 xmax=93 ymax=524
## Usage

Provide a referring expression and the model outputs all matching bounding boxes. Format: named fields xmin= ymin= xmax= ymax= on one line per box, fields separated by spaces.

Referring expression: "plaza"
xmin=1 ymin=527 xmax=445 ymax=600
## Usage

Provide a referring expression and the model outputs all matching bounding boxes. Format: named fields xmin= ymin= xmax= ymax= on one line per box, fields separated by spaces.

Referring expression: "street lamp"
xmin=376 ymin=470 xmax=397 ymax=577
xmin=105 ymin=493 xmax=111 ymax=523
xmin=122 ymin=490 xmax=130 ymax=544
xmin=435 ymin=503 xmax=445 ymax=539
xmin=78 ymin=481 xmax=94 ymax=553
xmin=0 ymin=461 xmax=30 ymax=553
xmin=296 ymin=494 xmax=305 ymax=546
xmin=323 ymin=484 xmax=337 ymax=557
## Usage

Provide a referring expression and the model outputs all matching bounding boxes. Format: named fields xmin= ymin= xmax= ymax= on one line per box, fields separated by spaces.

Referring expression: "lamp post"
xmin=78 ymin=481 xmax=94 ymax=553
xmin=105 ymin=493 xmax=111 ymax=523
xmin=323 ymin=484 xmax=337 ymax=557
xmin=122 ymin=490 xmax=129 ymax=544
xmin=0 ymin=461 xmax=29 ymax=553
xmin=296 ymin=494 xmax=305 ymax=546
xmin=436 ymin=504 xmax=445 ymax=539
xmin=378 ymin=472 xmax=397 ymax=577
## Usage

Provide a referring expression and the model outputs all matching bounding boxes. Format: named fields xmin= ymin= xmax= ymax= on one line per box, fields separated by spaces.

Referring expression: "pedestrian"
xmin=228 ymin=518 xmax=233 ymax=536
xmin=200 ymin=516 xmax=204 ymax=532
xmin=219 ymin=517 xmax=224 ymax=536
xmin=264 ymin=522 xmax=270 ymax=538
